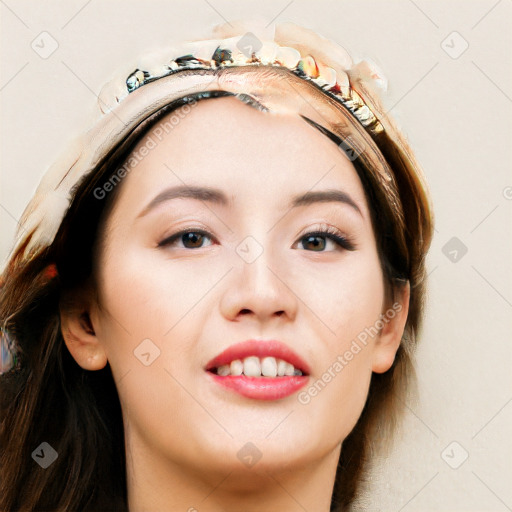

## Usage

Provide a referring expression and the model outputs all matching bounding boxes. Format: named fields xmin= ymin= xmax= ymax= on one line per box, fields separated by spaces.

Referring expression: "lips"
xmin=204 ymin=339 xmax=310 ymax=401
xmin=204 ymin=339 xmax=311 ymax=375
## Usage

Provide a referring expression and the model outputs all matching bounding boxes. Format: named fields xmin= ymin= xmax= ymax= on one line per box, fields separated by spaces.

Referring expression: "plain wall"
xmin=1 ymin=1 xmax=511 ymax=510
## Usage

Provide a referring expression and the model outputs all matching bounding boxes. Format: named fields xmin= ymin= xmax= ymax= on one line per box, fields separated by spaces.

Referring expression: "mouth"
xmin=206 ymin=355 xmax=307 ymax=377
xmin=204 ymin=339 xmax=310 ymax=400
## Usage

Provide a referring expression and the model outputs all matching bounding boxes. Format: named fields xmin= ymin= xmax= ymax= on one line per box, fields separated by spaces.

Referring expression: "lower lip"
xmin=206 ymin=372 xmax=309 ymax=400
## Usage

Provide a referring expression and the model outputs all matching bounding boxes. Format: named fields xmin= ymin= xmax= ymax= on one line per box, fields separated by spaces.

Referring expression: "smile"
xmin=205 ymin=339 xmax=310 ymax=400
xmin=211 ymin=356 xmax=304 ymax=377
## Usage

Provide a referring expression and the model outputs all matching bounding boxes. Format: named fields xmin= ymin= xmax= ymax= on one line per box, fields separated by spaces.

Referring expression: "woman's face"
xmin=82 ymin=96 xmax=404 ymax=481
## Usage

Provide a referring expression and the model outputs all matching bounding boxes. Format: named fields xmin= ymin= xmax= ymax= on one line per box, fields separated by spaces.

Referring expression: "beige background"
xmin=1 ymin=1 xmax=511 ymax=510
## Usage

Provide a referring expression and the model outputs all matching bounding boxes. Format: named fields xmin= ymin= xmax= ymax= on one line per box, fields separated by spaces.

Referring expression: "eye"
xmin=157 ymin=225 xmax=355 ymax=252
xmin=158 ymin=229 xmax=215 ymax=249
xmin=296 ymin=224 xmax=355 ymax=252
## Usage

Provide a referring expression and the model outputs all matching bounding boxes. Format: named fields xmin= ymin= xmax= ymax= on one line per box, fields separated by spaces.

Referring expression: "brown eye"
xmin=158 ymin=230 xmax=214 ymax=249
xmin=301 ymin=234 xmax=328 ymax=251
xmin=297 ymin=227 xmax=356 ymax=252
xmin=181 ymin=232 xmax=207 ymax=248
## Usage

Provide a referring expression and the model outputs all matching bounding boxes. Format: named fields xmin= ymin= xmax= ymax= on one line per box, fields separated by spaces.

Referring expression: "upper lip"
xmin=204 ymin=339 xmax=311 ymax=375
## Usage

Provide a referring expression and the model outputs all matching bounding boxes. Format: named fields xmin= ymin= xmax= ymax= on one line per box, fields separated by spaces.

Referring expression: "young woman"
xmin=0 ymin=21 xmax=433 ymax=511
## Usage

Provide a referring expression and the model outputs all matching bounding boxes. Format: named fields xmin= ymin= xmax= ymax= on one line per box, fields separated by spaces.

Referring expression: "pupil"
xmin=305 ymin=235 xmax=325 ymax=251
xmin=183 ymin=232 xmax=203 ymax=248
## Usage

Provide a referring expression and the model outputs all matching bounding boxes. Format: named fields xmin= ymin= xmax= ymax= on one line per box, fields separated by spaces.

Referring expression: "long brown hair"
xmin=0 ymin=88 xmax=433 ymax=511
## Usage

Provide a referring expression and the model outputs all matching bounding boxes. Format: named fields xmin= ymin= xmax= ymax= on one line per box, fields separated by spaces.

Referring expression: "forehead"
xmin=115 ymin=95 xmax=368 ymax=215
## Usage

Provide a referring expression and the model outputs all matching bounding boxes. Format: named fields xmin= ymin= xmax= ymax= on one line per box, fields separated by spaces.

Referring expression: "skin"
xmin=60 ymin=96 xmax=409 ymax=512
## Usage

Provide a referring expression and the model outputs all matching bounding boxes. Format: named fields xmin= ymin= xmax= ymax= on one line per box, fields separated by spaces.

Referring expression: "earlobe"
xmin=60 ymin=300 xmax=108 ymax=371
xmin=371 ymin=281 xmax=410 ymax=374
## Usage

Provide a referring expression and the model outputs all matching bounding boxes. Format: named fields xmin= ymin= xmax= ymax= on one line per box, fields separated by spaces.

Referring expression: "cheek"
xmin=96 ymin=236 xmax=229 ymax=376
xmin=95 ymin=242 xmax=218 ymax=457
xmin=293 ymin=247 xmax=384 ymax=442
xmin=291 ymin=245 xmax=385 ymax=341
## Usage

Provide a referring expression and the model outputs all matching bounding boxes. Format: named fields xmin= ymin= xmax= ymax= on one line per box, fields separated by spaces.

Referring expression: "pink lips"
xmin=204 ymin=339 xmax=310 ymax=401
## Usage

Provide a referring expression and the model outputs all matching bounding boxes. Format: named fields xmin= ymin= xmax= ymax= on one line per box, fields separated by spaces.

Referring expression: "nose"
xmin=219 ymin=246 xmax=298 ymax=324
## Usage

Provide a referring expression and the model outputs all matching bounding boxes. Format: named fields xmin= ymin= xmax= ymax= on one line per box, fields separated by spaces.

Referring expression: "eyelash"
xmin=158 ymin=224 xmax=356 ymax=252
xmin=300 ymin=225 xmax=356 ymax=251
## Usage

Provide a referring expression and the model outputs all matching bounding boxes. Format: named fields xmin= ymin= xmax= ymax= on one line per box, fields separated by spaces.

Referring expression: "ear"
xmin=372 ymin=280 xmax=410 ymax=374
xmin=59 ymin=285 xmax=108 ymax=371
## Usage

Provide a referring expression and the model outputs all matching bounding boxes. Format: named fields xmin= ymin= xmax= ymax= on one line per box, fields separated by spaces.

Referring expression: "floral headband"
xmin=111 ymin=39 xmax=384 ymax=135
xmin=11 ymin=21 xmax=401 ymax=264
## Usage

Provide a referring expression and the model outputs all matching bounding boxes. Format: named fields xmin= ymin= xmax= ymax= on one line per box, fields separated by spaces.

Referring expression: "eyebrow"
xmin=136 ymin=185 xmax=230 ymax=219
xmin=136 ymin=185 xmax=362 ymax=219
xmin=289 ymin=189 xmax=362 ymax=216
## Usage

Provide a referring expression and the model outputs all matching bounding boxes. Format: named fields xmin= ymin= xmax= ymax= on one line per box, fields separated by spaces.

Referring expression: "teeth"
xmin=230 ymin=359 xmax=243 ymax=376
xmin=261 ymin=357 xmax=277 ymax=377
xmin=243 ymin=356 xmax=261 ymax=377
xmin=284 ymin=362 xmax=295 ymax=376
xmin=277 ymin=359 xmax=287 ymax=376
xmin=214 ymin=356 xmax=303 ymax=377
xmin=217 ymin=364 xmax=230 ymax=376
